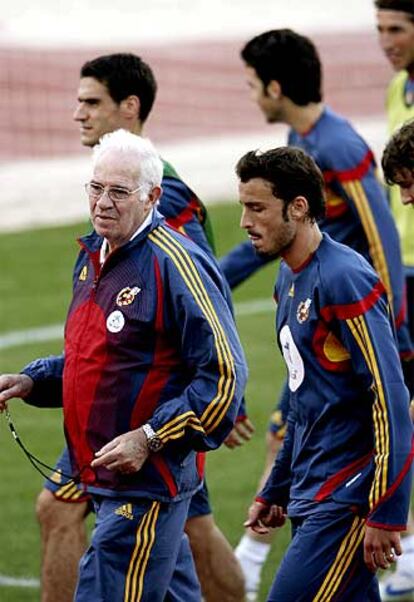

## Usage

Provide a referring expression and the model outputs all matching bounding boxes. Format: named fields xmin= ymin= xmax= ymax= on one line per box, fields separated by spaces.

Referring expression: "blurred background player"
xmin=35 ymin=52 xmax=252 ymax=602
xmin=375 ymin=2 xmax=414 ymax=599
xmin=230 ymin=29 xmax=414 ymax=601
xmin=382 ymin=117 xmax=414 ymax=207
xmin=238 ymin=145 xmax=413 ymax=602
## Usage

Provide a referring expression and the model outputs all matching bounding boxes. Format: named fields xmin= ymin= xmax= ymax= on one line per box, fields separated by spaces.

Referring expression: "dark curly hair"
xmin=236 ymin=146 xmax=326 ymax=221
xmin=382 ymin=121 xmax=414 ymax=184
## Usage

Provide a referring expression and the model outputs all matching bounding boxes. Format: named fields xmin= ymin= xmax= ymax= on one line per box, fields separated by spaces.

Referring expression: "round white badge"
xmin=106 ymin=310 xmax=125 ymax=333
xmin=279 ymin=324 xmax=304 ymax=392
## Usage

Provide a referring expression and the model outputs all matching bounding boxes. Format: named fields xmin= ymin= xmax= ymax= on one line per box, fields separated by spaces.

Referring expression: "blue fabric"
xmin=267 ymin=510 xmax=380 ymax=601
xmin=75 ymin=496 xmax=200 ymax=602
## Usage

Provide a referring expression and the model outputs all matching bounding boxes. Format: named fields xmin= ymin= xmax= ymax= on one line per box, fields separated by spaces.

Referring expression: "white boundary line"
xmin=0 ymin=574 xmax=40 ymax=588
xmin=0 ymin=298 xmax=274 ymax=351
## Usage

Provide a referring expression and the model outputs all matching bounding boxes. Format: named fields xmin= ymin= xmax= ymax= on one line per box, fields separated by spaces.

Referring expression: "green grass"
xmin=0 ymin=204 xmax=287 ymax=601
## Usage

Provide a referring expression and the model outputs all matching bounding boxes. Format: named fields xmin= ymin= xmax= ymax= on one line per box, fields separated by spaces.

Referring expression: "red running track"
xmin=0 ymin=31 xmax=392 ymax=160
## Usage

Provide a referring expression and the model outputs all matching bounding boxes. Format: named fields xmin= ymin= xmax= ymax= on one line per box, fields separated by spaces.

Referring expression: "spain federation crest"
xmin=296 ymin=298 xmax=312 ymax=323
xmin=116 ymin=286 xmax=141 ymax=307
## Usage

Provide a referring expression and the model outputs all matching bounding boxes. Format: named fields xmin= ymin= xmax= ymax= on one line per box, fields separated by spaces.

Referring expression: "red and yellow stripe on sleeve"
xmin=148 ymin=226 xmax=237 ymax=443
xmin=343 ymin=180 xmax=392 ymax=310
xmin=346 ymin=314 xmax=390 ymax=509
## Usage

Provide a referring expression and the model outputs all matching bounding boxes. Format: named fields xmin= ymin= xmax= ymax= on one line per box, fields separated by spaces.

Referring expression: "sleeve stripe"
xmin=156 ymin=412 xmax=205 ymax=442
xmin=343 ymin=180 xmax=393 ymax=311
xmin=151 ymin=226 xmax=236 ymax=431
xmin=323 ymin=150 xmax=374 ymax=184
xmin=346 ymin=315 xmax=390 ymax=507
xmin=149 ymin=227 xmax=236 ymax=436
xmin=320 ymin=280 xmax=385 ymax=321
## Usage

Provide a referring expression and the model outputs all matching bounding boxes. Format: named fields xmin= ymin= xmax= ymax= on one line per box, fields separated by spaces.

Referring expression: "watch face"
xmin=148 ymin=437 xmax=163 ymax=453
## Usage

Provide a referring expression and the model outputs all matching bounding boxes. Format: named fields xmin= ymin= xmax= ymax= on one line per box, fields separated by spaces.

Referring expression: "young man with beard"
xmin=238 ymin=146 xmax=413 ymax=602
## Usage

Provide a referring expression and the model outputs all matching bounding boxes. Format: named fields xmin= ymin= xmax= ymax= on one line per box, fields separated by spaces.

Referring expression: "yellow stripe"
xmin=356 ymin=315 xmax=390 ymax=503
xmin=158 ymin=416 xmax=206 ymax=442
xmin=149 ymin=227 xmax=236 ymax=435
xmin=55 ymin=481 xmax=81 ymax=500
xmin=343 ymin=181 xmax=392 ymax=310
xmin=150 ymin=228 xmax=231 ymax=428
xmin=313 ymin=516 xmax=365 ymax=602
xmin=153 ymin=227 xmax=236 ymax=429
xmin=346 ymin=317 xmax=382 ymax=505
xmin=124 ymin=501 xmax=160 ymax=602
xmin=152 ymin=226 xmax=233 ymax=418
xmin=156 ymin=411 xmax=195 ymax=437
xmin=346 ymin=316 xmax=390 ymax=506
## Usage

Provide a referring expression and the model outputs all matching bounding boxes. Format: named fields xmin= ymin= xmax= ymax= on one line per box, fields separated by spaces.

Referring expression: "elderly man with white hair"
xmin=0 ymin=129 xmax=248 ymax=602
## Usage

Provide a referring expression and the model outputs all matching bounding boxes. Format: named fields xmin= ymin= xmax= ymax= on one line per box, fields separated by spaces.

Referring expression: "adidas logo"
xmin=114 ymin=504 xmax=134 ymax=521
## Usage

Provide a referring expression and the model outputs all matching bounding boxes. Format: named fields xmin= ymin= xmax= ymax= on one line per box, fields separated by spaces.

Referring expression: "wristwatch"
xmin=142 ymin=423 xmax=164 ymax=452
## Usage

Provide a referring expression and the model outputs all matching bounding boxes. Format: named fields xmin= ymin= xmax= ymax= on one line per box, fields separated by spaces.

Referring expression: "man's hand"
xmin=224 ymin=418 xmax=255 ymax=449
xmin=91 ymin=428 xmax=149 ymax=474
xmin=243 ymin=500 xmax=286 ymax=535
xmin=0 ymin=374 xmax=34 ymax=411
xmin=364 ymin=525 xmax=402 ymax=572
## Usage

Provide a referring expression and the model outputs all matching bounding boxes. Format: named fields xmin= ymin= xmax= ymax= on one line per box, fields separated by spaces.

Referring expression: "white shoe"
xmin=379 ymin=570 xmax=414 ymax=601
xmin=245 ymin=592 xmax=258 ymax=602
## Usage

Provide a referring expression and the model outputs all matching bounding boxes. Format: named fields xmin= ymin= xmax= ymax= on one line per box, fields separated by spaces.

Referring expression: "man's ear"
xmin=289 ymin=196 xmax=309 ymax=220
xmin=147 ymin=185 xmax=162 ymax=208
xmin=120 ymin=95 xmax=140 ymax=120
xmin=267 ymin=80 xmax=281 ymax=100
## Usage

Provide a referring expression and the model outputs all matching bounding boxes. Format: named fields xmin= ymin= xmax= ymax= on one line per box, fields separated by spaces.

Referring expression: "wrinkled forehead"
xmin=93 ymin=149 xmax=140 ymax=182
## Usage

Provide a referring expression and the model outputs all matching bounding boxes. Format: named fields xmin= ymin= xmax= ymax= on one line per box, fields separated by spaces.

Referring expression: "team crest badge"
xmin=296 ymin=298 xmax=312 ymax=323
xmin=107 ymin=310 xmax=125 ymax=333
xmin=79 ymin=266 xmax=88 ymax=281
xmin=116 ymin=286 xmax=141 ymax=307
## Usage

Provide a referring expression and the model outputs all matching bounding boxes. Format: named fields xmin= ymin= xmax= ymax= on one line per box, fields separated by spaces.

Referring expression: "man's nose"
xmin=96 ymin=189 xmax=114 ymax=208
xmin=240 ymin=209 xmax=251 ymax=229
xmin=73 ymin=104 xmax=86 ymax=121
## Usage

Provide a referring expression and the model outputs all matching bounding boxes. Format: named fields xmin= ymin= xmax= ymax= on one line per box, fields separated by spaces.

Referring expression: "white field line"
xmin=0 ymin=298 xmax=274 ymax=351
xmin=0 ymin=574 xmax=40 ymax=588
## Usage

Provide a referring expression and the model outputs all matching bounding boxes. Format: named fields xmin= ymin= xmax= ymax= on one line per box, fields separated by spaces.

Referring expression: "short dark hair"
xmin=374 ymin=0 xmax=414 ymax=18
xmin=241 ymin=29 xmax=322 ymax=105
xmin=382 ymin=121 xmax=414 ymax=184
xmin=80 ymin=53 xmax=157 ymax=123
xmin=236 ymin=146 xmax=326 ymax=221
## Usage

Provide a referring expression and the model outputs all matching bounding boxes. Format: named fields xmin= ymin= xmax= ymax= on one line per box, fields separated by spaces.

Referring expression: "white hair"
xmin=92 ymin=129 xmax=163 ymax=200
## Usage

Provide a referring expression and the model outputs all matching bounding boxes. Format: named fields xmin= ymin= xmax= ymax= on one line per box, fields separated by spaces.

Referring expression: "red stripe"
xmin=165 ymin=197 xmax=202 ymax=230
xmin=63 ymin=299 xmax=108 ymax=478
xmin=130 ymin=257 xmax=180 ymax=428
xmin=320 ymin=280 xmax=385 ymax=322
xmin=314 ymin=451 xmax=374 ymax=501
xmin=367 ymin=435 xmax=414 ymax=522
xmin=323 ymin=150 xmax=375 ymax=184
xmin=395 ymin=285 xmax=407 ymax=329
xmin=150 ymin=456 xmax=178 ymax=497
xmin=312 ymin=321 xmax=352 ymax=373
xmin=196 ymin=452 xmax=206 ymax=479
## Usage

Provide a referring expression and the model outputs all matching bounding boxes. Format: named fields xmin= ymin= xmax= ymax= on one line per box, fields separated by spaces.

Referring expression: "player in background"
xmin=382 ymin=117 xmax=414 ymax=208
xmin=239 ymin=145 xmax=413 ymax=602
xmin=375 ymin=3 xmax=414 ymax=599
xmin=35 ymin=52 xmax=252 ymax=602
xmin=228 ymin=29 xmax=414 ymax=601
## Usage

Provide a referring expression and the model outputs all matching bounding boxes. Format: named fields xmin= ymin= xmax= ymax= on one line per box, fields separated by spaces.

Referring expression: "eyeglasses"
xmin=85 ymin=181 xmax=142 ymax=203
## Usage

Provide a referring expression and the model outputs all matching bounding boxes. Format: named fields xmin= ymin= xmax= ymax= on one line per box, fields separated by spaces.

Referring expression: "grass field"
xmin=0 ymin=202 xmax=291 ymax=601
